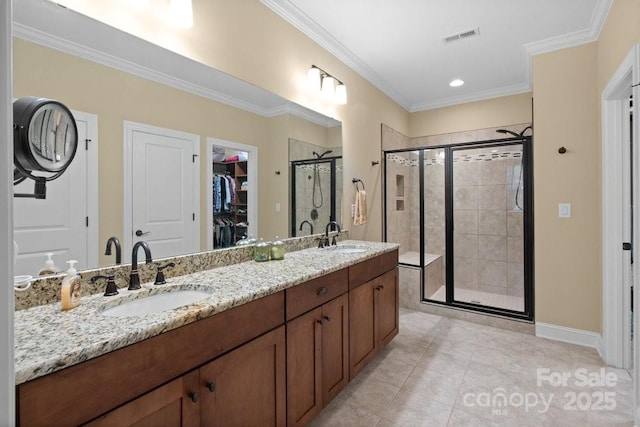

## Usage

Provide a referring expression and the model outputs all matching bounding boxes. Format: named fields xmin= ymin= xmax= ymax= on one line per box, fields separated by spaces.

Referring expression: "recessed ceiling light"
xmin=449 ymin=79 xmax=464 ymax=87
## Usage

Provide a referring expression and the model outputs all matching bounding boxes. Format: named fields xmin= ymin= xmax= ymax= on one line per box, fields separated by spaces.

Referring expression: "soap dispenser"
xmin=61 ymin=260 xmax=82 ymax=311
xmin=38 ymin=252 xmax=60 ymax=276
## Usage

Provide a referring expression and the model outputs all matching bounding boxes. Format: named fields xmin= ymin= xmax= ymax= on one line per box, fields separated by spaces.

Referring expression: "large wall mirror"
xmin=12 ymin=0 xmax=342 ymax=277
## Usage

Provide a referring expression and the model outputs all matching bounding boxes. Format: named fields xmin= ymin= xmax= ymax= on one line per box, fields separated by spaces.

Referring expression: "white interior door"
xmin=13 ymin=110 xmax=98 ymax=276
xmin=124 ymin=122 xmax=200 ymax=260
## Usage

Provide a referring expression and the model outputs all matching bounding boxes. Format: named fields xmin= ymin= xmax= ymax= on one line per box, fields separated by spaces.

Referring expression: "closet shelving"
xmin=212 ymin=160 xmax=248 ymax=245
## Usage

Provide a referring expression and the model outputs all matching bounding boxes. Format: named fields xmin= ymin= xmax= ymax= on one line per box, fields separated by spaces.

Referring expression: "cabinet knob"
xmin=375 ymin=285 xmax=384 ymax=291
xmin=317 ymin=287 xmax=328 ymax=296
xmin=323 ymin=315 xmax=330 ymax=322
xmin=317 ymin=319 xmax=324 ymax=325
xmin=189 ymin=392 xmax=199 ymax=403
xmin=206 ymin=382 xmax=216 ymax=392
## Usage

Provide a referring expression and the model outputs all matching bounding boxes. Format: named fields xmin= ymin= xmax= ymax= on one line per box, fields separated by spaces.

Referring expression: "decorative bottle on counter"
xmin=61 ymin=260 xmax=82 ymax=311
xmin=270 ymin=237 xmax=285 ymax=260
xmin=254 ymin=239 xmax=271 ymax=262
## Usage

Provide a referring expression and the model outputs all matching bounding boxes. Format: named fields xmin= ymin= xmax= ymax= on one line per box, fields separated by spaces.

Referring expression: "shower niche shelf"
xmin=396 ymin=174 xmax=405 ymax=211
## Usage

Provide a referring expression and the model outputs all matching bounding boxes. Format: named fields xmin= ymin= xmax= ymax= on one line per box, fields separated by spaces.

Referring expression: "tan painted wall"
xmin=408 ymin=93 xmax=533 ymax=137
xmin=13 ymin=39 xmax=330 ymax=263
xmin=532 ymin=43 xmax=601 ymax=332
xmin=530 ymin=0 xmax=640 ymax=334
xmin=597 ymin=0 xmax=640 ymax=93
xmin=61 ymin=0 xmax=410 ymax=242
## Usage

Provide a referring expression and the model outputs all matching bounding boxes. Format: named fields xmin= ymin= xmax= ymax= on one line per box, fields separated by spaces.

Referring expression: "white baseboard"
xmin=535 ymin=322 xmax=603 ymax=356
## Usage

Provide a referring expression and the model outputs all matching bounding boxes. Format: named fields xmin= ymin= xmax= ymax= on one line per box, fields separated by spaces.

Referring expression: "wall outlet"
xmin=351 ymin=204 xmax=356 ymax=218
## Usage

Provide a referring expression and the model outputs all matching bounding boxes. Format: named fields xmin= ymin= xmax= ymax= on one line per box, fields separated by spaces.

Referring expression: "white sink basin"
xmin=102 ymin=290 xmax=211 ymax=317
xmin=326 ymin=246 xmax=368 ymax=254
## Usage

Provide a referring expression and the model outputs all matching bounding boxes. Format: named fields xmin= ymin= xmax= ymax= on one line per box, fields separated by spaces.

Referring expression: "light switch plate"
xmin=559 ymin=203 xmax=571 ymax=218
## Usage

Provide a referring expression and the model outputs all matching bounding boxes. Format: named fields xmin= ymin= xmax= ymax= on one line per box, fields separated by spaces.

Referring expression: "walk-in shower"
xmin=384 ymin=132 xmax=533 ymax=320
xmin=291 ymin=153 xmax=343 ymax=237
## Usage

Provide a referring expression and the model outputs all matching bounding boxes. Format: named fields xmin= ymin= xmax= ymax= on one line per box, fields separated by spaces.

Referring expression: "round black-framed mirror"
xmin=13 ymin=97 xmax=78 ymax=197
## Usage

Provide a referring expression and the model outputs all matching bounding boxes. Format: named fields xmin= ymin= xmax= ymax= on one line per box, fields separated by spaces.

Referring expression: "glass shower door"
xmin=290 ymin=157 xmax=341 ymax=237
xmin=451 ymin=143 xmax=525 ymax=312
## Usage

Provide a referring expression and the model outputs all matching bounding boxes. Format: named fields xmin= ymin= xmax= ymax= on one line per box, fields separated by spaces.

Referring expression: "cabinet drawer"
xmin=349 ymin=250 xmax=398 ymax=290
xmin=286 ymin=269 xmax=348 ymax=320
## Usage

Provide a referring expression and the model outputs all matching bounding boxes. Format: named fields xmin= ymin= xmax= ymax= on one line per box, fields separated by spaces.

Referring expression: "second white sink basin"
xmin=102 ymin=290 xmax=211 ymax=317
xmin=326 ymin=246 xmax=368 ymax=254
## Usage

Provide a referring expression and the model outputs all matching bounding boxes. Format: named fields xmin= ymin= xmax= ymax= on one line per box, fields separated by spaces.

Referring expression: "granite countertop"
xmin=15 ymin=240 xmax=398 ymax=385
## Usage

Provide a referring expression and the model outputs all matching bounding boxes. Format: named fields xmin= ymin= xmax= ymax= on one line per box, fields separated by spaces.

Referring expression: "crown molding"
xmin=525 ymin=0 xmax=612 ymax=57
xmin=409 ymin=83 xmax=532 ymax=112
xmin=262 ymin=0 xmax=612 ymax=113
xmin=13 ymin=23 xmax=282 ymax=118
xmin=12 ymin=7 xmax=338 ymax=127
xmin=260 ymin=0 xmax=411 ymax=110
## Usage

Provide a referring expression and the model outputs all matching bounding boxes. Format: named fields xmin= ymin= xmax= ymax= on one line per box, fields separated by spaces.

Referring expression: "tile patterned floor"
xmin=310 ymin=309 xmax=634 ymax=426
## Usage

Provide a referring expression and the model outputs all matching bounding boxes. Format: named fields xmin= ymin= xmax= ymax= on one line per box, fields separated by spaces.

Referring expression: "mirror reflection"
xmin=12 ymin=9 xmax=342 ymax=277
xmin=289 ymin=138 xmax=343 ymax=238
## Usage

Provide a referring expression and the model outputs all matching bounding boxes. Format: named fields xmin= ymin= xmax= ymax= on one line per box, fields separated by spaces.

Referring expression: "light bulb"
xmin=170 ymin=0 xmax=193 ymax=28
xmin=321 ymin=75 xmax=336 ymax=99
xmin=335 ymin=83 xmax=347 ymax=104
xmin=307 ymin=67 xmax=321 ymax=91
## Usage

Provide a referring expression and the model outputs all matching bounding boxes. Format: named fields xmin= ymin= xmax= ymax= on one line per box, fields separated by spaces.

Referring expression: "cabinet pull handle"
xmin=206 ymin=382 xmax=216 ymax=392
xmin=323 ymin=315 xmax=330 ymax=322
xmin=189 ymin=392 xmax=199 ymax=403
xmin=317 ymin=287 xmax=328 ymax=296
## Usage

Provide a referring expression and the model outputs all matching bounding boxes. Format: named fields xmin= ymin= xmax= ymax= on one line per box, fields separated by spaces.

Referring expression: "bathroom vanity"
xmin=14 ymin=241 xmax=398 ymax=426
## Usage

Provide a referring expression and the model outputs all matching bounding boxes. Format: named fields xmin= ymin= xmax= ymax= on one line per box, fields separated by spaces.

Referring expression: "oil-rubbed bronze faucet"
xmin=129 ymin=241 xmax=152 ymax=290
xmin=325 ymin=221 xmax=341 ymax=246
xmin=105 ymin=236 xmax=121 ymax=264
xmin=299 ymin=220 xmax=314 ymax=235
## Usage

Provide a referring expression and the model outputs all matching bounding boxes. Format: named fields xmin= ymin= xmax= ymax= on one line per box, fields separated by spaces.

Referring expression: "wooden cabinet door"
xmin=83 ymin=370 xmax=200 ymax=427
xmin=286 ymin=307 xmax=323 ymax=427
xmin=349 ymin=280 xmax=376 ymax=380
xmin=199 ymin=326 xmax=286 ymax=427
xmin=321 ymin=293 xmax=349 ymax=405
xmin=375 ymin=268 xmax=399 ymax=348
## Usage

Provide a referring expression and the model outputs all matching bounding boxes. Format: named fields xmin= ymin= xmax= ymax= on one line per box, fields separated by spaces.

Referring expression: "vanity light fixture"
xmin=170 ymin=0 xmax=194 ymax=28
xmin=308 ymin=65 xmax=347 ymax=104
xmin=449 ymin=78 xmax=465 ymax=87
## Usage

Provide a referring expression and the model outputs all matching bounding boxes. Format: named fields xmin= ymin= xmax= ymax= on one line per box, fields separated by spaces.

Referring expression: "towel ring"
xmin=352 ymin=178 xmax=365 ymax=191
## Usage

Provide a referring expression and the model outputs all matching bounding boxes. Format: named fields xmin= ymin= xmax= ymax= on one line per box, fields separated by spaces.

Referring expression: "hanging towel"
xmin=353 ymin=189 xmax=368 ymax=225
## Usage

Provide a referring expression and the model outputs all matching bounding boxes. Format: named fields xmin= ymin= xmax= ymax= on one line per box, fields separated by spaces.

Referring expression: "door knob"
xmin=135 ymin=230 xmax=150 ymax=237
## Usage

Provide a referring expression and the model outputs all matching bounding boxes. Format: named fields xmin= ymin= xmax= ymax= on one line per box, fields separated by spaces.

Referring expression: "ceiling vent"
xmin=442 ymin=27 xmax=480 ymax=44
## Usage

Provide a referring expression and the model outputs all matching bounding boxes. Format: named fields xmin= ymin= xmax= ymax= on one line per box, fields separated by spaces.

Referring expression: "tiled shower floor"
xmin=310 ymin=309 xmax=634 ymax=426
xmin=429 ymin=285 xmax=524 ymax=312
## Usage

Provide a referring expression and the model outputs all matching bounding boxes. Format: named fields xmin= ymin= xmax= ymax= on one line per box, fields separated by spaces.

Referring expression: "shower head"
xmin=496 ymin=126 xmax=533 ymax=138
xmin=313 ymin=150 xmax=333 ymax=159
xmin=496 ymin=129 xmax=521 ymax=138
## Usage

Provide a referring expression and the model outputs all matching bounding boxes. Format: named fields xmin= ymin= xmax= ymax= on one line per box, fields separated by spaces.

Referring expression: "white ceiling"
xmin=262 ymin=0 xmax=612 ymax=112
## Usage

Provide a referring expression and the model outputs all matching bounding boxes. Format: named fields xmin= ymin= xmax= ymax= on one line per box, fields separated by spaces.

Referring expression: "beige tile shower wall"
xmin=384 ymin=153 xmax=416 ymax=254
xmin=424 ymin=154 xmax=446 ymax=257
xmin=451 ymin=150 xmax=524 ymax=298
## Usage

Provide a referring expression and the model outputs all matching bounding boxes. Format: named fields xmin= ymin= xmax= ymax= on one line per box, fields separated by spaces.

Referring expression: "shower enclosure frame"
xmin=383 ymin=135 xmax=534 ymax=321
xmin=290 ymin=156 xmax=340 ymax=237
